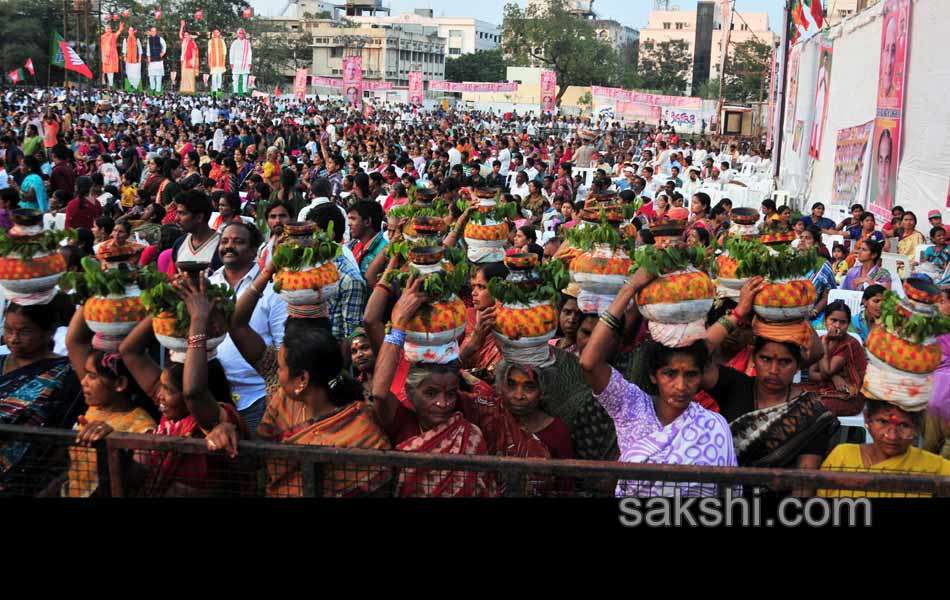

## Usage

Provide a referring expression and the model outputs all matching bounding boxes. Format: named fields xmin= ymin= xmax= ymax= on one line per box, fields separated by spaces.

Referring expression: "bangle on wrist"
xmin=384 ymin=328 xmax=406 ymax=348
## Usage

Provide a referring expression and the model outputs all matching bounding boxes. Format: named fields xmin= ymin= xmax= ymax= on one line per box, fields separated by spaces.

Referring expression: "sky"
xmin=380 ymin=0 xmax=785 ymax=32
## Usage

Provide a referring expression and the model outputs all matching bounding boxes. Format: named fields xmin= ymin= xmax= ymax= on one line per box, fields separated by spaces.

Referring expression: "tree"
xmin=695 ymin=78 xmax=720 ymax=100
xmin=722 ymin=39 xmax=773 ymax=103
xmin=502 ymin=0 xmax=618 ymax=104
xmin=637 ymin=39 xmax=692 ymax=95
xmin=0 ymin=0 xmax=67 ymax=85
xmin=445 ymin=49 xmax=507 ymax=82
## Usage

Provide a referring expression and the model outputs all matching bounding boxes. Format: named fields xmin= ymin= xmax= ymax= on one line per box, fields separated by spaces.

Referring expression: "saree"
xmin=803 ymin=334 xmax=867 ymax=416
xmin=595 ymin=368 xmax=737 ymax=497
xmin=0 ymin=356 xmax=82 ymax=495
xmin=63 ymin=406 xmax=156 ymax=497
xmin=730 ymin=392 xmax=838 ymax=468
xmin=818 ymin=445 xmax=950 ymax=498
xmin=142 ymin=403 xmax=248 ymax=497
xmin=898 ymin=230 xmax=925 ymax=260
xmin=395 ymin=412 xmax=496 ymax=498
xmin=540 ymin=346 xmax=620 ymax=462
xmin=266 ymin=400 xmax=393 ymax=498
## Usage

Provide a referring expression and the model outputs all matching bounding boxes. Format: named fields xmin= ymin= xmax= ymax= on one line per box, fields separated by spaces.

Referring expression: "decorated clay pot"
xmin=494 ymin=300 xmax=558 ymax=345
xmin=637 ymin=269 xmax=716 ymax=324
xmin=570 ymin=243 xmax=630 ymax=295
xmin=11 ymin=208 xmax=43 ymax=228
xmin=731 ymin=207 xmax=759 ymax=226
xmin=752 ymin=278 xmax=817 ymax=322
xmin=0 ymin=251 xmax=67 ymax=294
xmin=152 ymin=311 xmax=228 ymax=362
xmin=715 ymin=252 xmax=750 ymax=290
xmin=84 ymin=287 xmax=148 ymax=337
xmin=406 ymin=215 xmax=446 ymax=239
xmin=274 ymin=261 xmax=341 ymax=306
xmin=408 ymin=245 xmax=445 ymax=266
xmin=651 ymin=220 xmax=688 ymax=249
xmin=474 ymin=187 xmax=499 ymax=200
xmin=414 ymin=188 xmax=437 ymax=203
xmin=404 ymin=295 xmax=467 ymax=346
xmin=284 ymin=222 xmax=318 ymax=247
xmin=759 ymin=231 xmax=798 ymax=245
xmin=866 ymin=326 xmax=941 ymax=374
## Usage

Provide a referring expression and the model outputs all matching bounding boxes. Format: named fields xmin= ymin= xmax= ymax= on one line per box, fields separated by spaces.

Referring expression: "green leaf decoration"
xmin=0 ymin=228 xmax=76 ymax=258
xmin=631 ymin=244 xmax=707 ymax=277
xmin=136 ymin=266 xmax=236 ymax=331
xmin=878 ymin=291 xmax=950 ymax=346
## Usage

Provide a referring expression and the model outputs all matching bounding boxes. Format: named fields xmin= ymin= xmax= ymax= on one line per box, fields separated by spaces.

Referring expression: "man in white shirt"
xmin=0 ymin=164 xmax=8 ymax=190
xmin=446 ymin=141 xmax=462 ymax=168
xmin=498 ymin=139 xmax=512 ymax=176
xmin=692 ymin=141 xmax=708 ymax=168
xmin=209 ymin=221 xmax=287 ymax=432
xmin=190 ymin=104 xmax=204 ymax=126
xmin=298 ymin=177 xmax=351 ymax=243
xmin=682 ymin=166 xmax=702 ymax=198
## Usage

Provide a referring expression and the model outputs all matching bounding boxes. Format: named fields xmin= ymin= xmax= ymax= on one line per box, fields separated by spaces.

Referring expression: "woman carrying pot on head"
xmin=220 ymin=260 xmax=392 ymax=497
xmin=701 ymin=278 xmax=837 ymax=491
xmin=62 ymin=310 xmax=157 ymax=497
xmin=579 ymin=267 xmax=737 ymax=497
xmin=117 ymin=276 xmax=248 ymax=497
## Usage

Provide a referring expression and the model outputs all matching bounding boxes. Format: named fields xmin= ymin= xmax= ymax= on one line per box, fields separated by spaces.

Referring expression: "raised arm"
xmin=705 ymin=276 xmax=764 ymax=354
xmin=579 ymin=267 xmax=654 ymax=394
xmin=118 ymin=315 xmax=162 ymax=399
xmin=176 ymin=276 xmax=225 ymax=430
xmin=443 ymin=199 xmax=474 ymax=250
xmin=228 ymin=262 xmax=275 ymax=367
xmin=363 ymin=254 xmax=402 ymax=354
xmin=65 ymin=307 xmax=94 ymax=380
xmin=370 ymin=277 xmax=426 ymax=432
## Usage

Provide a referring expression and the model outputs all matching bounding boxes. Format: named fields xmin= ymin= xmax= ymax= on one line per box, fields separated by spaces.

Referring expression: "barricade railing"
xmin=1 ymin=424 xmax=947 ymax=498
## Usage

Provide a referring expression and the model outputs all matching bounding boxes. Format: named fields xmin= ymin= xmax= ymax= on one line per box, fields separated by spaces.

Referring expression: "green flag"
xmin=50 ymin=31 xmax=65 ymax=68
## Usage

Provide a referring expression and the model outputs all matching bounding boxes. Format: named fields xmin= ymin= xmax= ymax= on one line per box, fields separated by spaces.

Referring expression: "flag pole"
xmin=773 ymin=0 xmax=793 ymax=183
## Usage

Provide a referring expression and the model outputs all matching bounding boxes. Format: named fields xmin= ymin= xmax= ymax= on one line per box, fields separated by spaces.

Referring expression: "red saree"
xmin=395 ymin=412 xmax=496 ymax=498
xmin=804 ymin=334 xmax=867 ymax=416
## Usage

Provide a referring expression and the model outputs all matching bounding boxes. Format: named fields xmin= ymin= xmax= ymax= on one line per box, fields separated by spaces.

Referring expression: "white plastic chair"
xmin=772 ymin=190 xmax=790 ymax=207
xmin=838 ymin=415 xmax=873 ymax=444
xmin=824 ymin=234 xmax=844 ymax=249
xmin=828 ymin=289 xmax=864 ymax=316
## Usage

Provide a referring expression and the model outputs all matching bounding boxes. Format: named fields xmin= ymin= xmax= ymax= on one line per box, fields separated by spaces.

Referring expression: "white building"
xmin=248 ymin=0 xmax=343 ymax=20
xmin=592 ymin=19 xmax=639 ymax=56
xmin=349 ymin=9 xmax=500 ymax=56
xmin=308 ymin=22 xmax=446 ymax=87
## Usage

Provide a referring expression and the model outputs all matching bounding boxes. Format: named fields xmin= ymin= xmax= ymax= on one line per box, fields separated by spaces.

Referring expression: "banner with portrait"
xmin=784 ymin=45 xmax=801 ymax=134
xmin=293 ymin=68 xmax=308 ymax=99
xmin=868 ymin=0 xmax=911 ymax=219
xmin=540 ymin=69 xmax=557 ymax=115
xmin=808 ymin=36 xmax=834 ymax=159
xmin=427 ymin=81 xmax=518 ymax=93
xmin=831 ymin=121 xmax=874 ymax=208
xmin=408 ymin=71 xmax=423 ymax=106
xmin=342 ymin=55 xmax=363 ymax=108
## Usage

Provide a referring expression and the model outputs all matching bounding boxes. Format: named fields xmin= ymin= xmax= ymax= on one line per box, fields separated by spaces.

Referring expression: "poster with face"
xmin=868 ymin=0 xmax=911 ymax=219
xmin=831 ymin=121 xmax=874 ymax=208
xmin=342 ymin=55 xmax=363 ymax=108
xmin=808 ymin=37 xmax=834 ymax=160
xmin=540 ymin=69 xmax=557 ymax=115
xmin=784 ymin=45 xmax=801 ymax=134
xmin=408 ymin=71 xmax=423 ymax=106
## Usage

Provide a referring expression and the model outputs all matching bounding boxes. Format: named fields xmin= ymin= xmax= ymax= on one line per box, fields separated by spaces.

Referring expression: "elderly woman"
xmin=580 ymin=269 xmax=737 ymax=497
xmin=819 ymin=399 xmax=950 ymax=497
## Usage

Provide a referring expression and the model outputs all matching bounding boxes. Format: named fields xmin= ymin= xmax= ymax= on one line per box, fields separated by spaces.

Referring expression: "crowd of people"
xmin=0 ymin=86 xmax=948 ymax=499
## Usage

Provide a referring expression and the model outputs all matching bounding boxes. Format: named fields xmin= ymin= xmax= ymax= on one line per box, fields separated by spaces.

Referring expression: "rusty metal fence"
xmin=1 ymin=424 xmax=948 ymax=498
